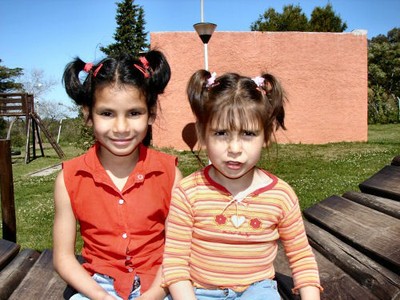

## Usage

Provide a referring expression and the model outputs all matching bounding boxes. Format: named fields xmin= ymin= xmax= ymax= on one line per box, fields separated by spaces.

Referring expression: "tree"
xmin=21 ymin=69 xmax=57 ymax=102
xmin=100 ymin=0 xmax=148 ymax=57
xmin=0 ymin=59 xmax=23 ymax=92
xmin=251 ymin=3 xmax=347 ymax=33
xmin=309 ymin=4 xmax=347 ymax=32
xmin=0 ymin=60 xmax=24 ymax=138
xmin=368 ymin=28 xmax=400 ymax=123
xmin=251 ymin=5 xmax=308 ymax=31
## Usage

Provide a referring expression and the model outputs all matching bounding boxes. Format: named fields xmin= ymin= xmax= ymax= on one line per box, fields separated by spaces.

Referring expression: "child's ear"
xmin=148 ymin=114 xmax=156 ymax=125
xmin=82 ymin=106 xmax=92 ymax=126
xmin=148 ymin=107 xmax=157 ymax=125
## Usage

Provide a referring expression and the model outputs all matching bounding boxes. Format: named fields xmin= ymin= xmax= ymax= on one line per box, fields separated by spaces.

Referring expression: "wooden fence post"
xmin=0 ymin=139 xmax=17 ymax=242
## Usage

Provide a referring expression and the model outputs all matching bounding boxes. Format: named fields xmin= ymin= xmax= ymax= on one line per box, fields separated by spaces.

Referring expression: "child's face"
xmin=86 ymin=84 xmax=152 ymax=159
xmin=205 ymin=121 xmax=265 ymax=187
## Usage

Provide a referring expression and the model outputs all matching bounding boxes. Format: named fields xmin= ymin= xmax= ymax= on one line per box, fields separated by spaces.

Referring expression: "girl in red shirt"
xmin=53 ymin=50 xmax=182 ymax=300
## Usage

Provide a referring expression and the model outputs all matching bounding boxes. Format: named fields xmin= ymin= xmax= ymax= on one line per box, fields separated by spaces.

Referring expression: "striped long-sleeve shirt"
xmin=162 ymin=165 xmax=322 ymax=293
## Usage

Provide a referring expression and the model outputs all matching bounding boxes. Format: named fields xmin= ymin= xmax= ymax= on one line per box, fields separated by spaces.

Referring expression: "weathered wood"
xmin=0 ymin=139 xmax=17 ymax=242
xmin=9 ymin=249 xmax=68 ymax=299
xmin=304 ymin=220 xmax=400 ymax=300
xmin=30 ymin=112 xmax=64 ymax=158
xmin=0 ymin=93 xmax=32 ymax=116
xmin=0 ymin=248 xmax=40 ymax=300
xmin=0 ymin=239 xmax=20 ymax=270
xmin=343 ymin=191 xmax=400 ymax=219
xmin=392 ymin=155 xmax=400 ymax=166
xmin=304 ymin=195 xmax=400 ymax=273
xmin=359 ymin=165 xmax=400 ymax=201
xmin=274 ymin=232 xmax=379 ymax=300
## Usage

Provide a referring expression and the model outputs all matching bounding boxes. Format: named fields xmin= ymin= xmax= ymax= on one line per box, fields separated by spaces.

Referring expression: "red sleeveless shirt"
xmin=62 ymin=143 xmax=177 ymax=299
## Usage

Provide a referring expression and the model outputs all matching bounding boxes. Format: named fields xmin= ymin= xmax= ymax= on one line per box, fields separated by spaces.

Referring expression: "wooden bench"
xmin=274 ymin=155 xmax=400 ymax=299
xmin=1 ymin=156 xmax=400 ymax=299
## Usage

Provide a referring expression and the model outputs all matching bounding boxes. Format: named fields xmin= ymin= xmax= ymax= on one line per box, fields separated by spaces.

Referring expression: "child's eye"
xmin=100 ymin=111 xmax=113 ymax=117
xmin=243 ymin=131 xmax=257 ymax=137
xmin=129 ymin=111 xmax=140 ymax=117
xmin=214 ymin=130 xmax=227 ymax=136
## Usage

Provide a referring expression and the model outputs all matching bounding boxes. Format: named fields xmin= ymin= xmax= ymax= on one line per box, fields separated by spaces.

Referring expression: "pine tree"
xmin=100 ymin=0 xmax=148 ymax=57
xmin=0 ymin=59 xmax=23 ymax=92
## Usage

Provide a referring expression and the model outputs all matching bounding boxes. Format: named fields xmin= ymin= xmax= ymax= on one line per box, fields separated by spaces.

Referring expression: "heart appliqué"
xmin=231 ymin=215 xmax=245 ymax=228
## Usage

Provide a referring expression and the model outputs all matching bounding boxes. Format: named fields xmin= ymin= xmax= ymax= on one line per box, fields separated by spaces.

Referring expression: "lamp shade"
xmin=193 ymin=22 xmax=217 ymax=44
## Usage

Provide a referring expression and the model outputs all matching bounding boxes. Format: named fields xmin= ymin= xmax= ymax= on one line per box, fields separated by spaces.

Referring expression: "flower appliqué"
xmin=250 ymin=218 xmax=262 ymax=229
xmin=215 ymin=214 xmax=227 ymax=225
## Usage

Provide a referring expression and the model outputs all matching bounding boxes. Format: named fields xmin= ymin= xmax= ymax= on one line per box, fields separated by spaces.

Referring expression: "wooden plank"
xmin=274 ymin=235 xmax=378 ymax=300
xmin=304 ymin=220 xmax=400 ymax=300
xmin=0 ymin=248 xmax=40 ymax=300
xmin=0 ymin=140 xmax=17 ymax=241
xmin=0 ymin=239 xmax=20 ymax=270
xmin=9 ymin=249 xmax=68 ymax=299
xmin=359 ymin=165 xmax=400 ymax=201
xmin=304 ymin=196 xmax=400 ymax=273
xmin=343 ymin=191 xmax=400 ymax=219
xmin=392 ymin=155 xmax=400 ymax=166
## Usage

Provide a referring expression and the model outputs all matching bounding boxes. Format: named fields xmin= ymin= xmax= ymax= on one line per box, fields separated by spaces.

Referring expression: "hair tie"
xmin=93 ymin=64 xmax=103 ymax=77
xmin=134 ymin=56 xmax=151 ymax=78
xmin=252 ymin=76 xmax=265 ymax=87
xmin=206 ymin=72 xmax=217 ymax=88
xmin=83 ymin=62 xmax=102 ymax=77
xmin=83 ymin=63 xmax=93 ymax=73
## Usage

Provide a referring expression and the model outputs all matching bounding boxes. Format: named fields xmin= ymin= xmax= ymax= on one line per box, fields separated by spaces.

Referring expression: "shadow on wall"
xmin=182 ymin=122 xmax=197 ymax=151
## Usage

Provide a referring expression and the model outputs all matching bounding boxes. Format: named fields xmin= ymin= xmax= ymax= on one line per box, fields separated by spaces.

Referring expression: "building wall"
xmin=150 ymin=31 xmax=368 ymax=150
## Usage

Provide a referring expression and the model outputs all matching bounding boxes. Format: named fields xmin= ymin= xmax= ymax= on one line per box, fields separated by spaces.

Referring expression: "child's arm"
xmin=173 ymin=166 xmax=183 ymax=189
xmin=299 ymin=286 xmax=321 ymax=300
xmin=168 ymin=280 xmax=196 ymax=300
xmin=278 ymin=185 xmax=322 ymax=296
xmin=53 ymin=171 xmax=116 ymax=300
xmin=137 ymin=266 xmax=168 ymax=300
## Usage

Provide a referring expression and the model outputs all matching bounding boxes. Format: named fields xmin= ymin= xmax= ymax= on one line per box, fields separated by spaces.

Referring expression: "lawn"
xmin=1 ymin=124 xmax=399 ymax=251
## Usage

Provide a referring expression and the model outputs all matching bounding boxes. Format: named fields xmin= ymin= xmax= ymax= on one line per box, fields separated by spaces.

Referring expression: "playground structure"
xmin=0 ymin=93 xmax=64 ymax=163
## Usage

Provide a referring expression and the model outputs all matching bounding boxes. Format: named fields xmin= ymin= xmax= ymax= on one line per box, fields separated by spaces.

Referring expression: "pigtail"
xmin=260 ymin=73 xmax=286 ymax=131
xmin=142 ymin=50 xmax=171 ymax=94
xmin=62 ymin=57 xmax=89 ymax=106
xmin=186 ymin=69 xmax=212 ymax=123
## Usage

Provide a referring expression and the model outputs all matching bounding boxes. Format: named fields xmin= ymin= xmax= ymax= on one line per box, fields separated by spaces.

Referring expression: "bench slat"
xmin=0 ymin=239 xmax=20 ymax=270
xmin=304 ymin=195 xmax=400 ymax=273
xmin=359 ymin=165 xmax=400 ymax=201
xmin=303 ymin=216 xmax=400 ymax=299
xmin=343 ymin=190 xmax=400 ymax=219
xmin=0 ymin=248 xmax=40 ymax=299
xmin=274 ymin=230 xmax=379 ymax=300
xmin=8 ymin=249 xmax=68 ymax=299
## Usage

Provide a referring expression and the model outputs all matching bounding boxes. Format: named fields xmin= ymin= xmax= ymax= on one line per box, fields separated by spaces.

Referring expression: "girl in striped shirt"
xmin=162 ymin=70 xmax=322 ymax=299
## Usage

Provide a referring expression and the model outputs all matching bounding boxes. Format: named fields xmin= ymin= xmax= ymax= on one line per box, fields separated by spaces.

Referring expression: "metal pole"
xmin=204 ymin=44 xmax=208 ymax=70
xmin=57 ymin=118 xmax=64 ymax=144
xmin=201 ymin=0 xmax=204 ymax=22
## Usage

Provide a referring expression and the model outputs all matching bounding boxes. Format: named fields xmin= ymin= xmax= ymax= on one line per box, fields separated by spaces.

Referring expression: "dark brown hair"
xmin=187 ymin=70 xmax=286 ymax=145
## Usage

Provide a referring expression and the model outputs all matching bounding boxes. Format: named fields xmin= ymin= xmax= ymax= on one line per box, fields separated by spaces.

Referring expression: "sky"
xmin=1 ymin=0 xmax=399 ymax=116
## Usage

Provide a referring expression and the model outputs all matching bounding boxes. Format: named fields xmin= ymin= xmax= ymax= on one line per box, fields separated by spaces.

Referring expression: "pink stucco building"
xmin=150 ymin=30 xmax=368 ymax=150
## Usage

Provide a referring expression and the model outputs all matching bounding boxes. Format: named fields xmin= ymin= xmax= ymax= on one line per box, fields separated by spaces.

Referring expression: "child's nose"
xmin=228 ymin=137 xmax=242 ymax=154
xmin=113 ymin=117 xmax=129 ymax=133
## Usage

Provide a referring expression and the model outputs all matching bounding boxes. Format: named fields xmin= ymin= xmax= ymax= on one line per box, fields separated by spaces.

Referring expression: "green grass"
xmin=1 ymin=124 xmax=400 ymax=251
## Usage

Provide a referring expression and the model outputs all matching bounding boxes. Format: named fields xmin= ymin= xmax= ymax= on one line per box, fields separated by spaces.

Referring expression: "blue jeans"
xmin=69 ymin=273 xmax=171 ymax=300
xmin=193 ymin=279 xmax=280 ymax=300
